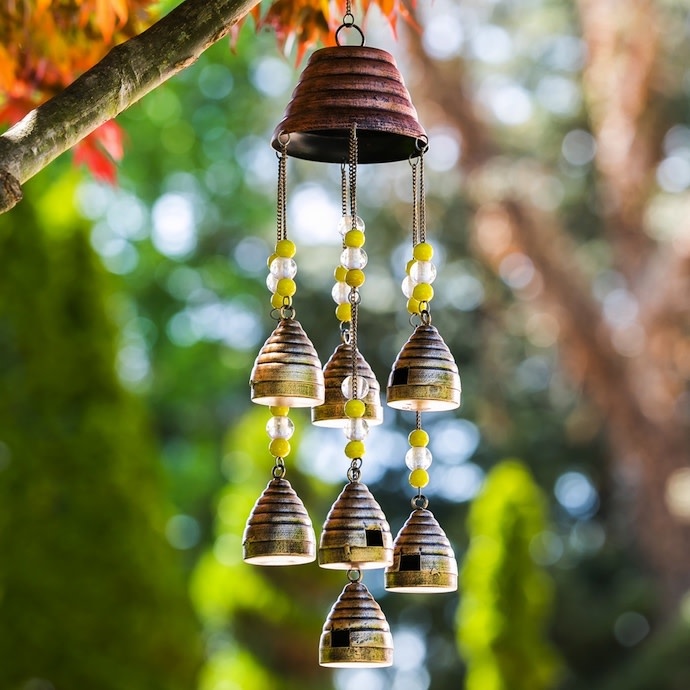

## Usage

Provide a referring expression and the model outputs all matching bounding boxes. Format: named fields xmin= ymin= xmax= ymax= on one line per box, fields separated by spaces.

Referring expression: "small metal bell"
xmin=272 ymin=46 xmax=426 ymax=164
xmin=319 ymin=580 xmax=394 ymax=667
xmin=250 ymin=318 xmax=325 ymax=407
xmin=387 ymin=324 xmax=461 ymax=411
xmin=243 ymin=478 xmax=316 ymax=565
xmin=319 ymin=481 xmax=393 ymax=569
xmin=311 ymin=342 xmax=383 ymax=427
xmin=385 ymin=508 xmax=458 ymax=593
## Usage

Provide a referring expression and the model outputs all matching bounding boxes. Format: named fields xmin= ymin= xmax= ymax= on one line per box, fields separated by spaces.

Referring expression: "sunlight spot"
xmin=426 ymin=130 xmax=461 ymax=171
xmin=665 ymin=468 xmax=690 ymax=521
xmin=499 ymin=252 xmax=535 ymax=289
xmin=429 ymin=418 xmax=480 ymax=464
xmin=198 ymin=64 xmax=234 ymax=100
xmin=287 ymin=184 xmax=341 ymax=246
xmin=562 ymin=129 xmax=596 ymax=166
xmin=433 ymin=463 xmax=484 ymax=502
xmin=471 ymin=24 xmax=513 ymax=64
xmin=152 ymin=193 xmax=197 ymax=258
xmin=536 ymin=76 xmax=581 ymax=116
xmin=423 ymin=12 xmax=464 ymax=60
xmin=614 ymin=612 xmax=650 ymax=647
xmin=555 ymin=472 xmax=598 ymax=518
xmin=251 ymin=57 xmax=293 ymax=97
xmin=165 ymin=514 xmax=201 ymax=550
xmin=657 ymin=155 xmax=690 ymax=193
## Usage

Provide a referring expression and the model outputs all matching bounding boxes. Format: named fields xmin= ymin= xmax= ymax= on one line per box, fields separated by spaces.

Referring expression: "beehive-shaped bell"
xmin=319 ymin=481 xmax=393 ymax=569
xmin=243 ymin=478 xmax=316 ymax=565
xmin=250 ymin=318 xmax=325 ymax=407
xmin=385 ymin=508 xmax=458 ymax=593
xmin=312 ymin=342 xmax=383 ymax=427
xmin=272 ymin=46 xmax=426 ymax=164
xmin=387 ymin=324 xmax=461 ymax=411
xmin=319 ymin=581 xmax=393 ymax=667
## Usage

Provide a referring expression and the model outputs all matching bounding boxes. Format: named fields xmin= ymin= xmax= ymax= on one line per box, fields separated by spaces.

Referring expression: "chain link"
xmin=276 ymin=139 xmax=288 ymax=242
xmin=272 ymin=456 xmax=286 ymax=479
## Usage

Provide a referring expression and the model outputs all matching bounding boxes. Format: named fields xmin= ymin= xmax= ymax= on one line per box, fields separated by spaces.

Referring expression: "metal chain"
xmin=276 ymin=142 xmax=288 ymax=242
xmin=410 ymin=156 xmax=419 ymax=247
xmin=347 ymin=457 xmax=362 ymax=482
xmin=348 ymin=123 xmax=358 ymax=228
xmin=416 ymin=411 xmax=422 ymax=430
xmin=341 ymin=163 xmax=348 ymax=217
xmin=418 ymin=148 xmax=426 ymax=245
xmin=272 ymin=456 xmax=286 ymax=479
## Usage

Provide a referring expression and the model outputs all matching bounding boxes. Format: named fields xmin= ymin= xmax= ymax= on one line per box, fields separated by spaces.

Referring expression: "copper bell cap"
xmin=387 ymin=324 xmax=461 ymax=412
xmin=242 ymin=478 xmax=316 ymax=565
xmin=319 ymin=580 xmax=394 ymax=667
xmin=319 ymin=481 xmax=393 ymax=569
xmin=250 ymin=318 xmax=325 ymax=407
xmin=312 ymin=342 xmax=383 ymax=427
xmin=271 ymin=46 xmax=426 ymax=164
xmin=385 ymin=508 xmax=458 ymax=593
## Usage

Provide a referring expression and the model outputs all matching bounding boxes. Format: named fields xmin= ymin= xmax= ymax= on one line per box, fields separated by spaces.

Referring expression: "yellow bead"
xmin=267 ymin=252 xmax=278 ymax=269
xmin=270 ymin=406 xmax=290 ymax=417
xmin=408 ymin=429 xmax=429 ymax=447
xmin=345 ymin=440 xmax=365 ymax=459
xmin=409 ymin=468 xmax=430 ymax=488
xmin=344 ymin=229 xmax=365 ymax=248
xmin=407 ymin=298 xmax=420 ymax=314
xmin=344 ymin=398 xmax=366 ymax=418
xmin=412 ymin=282 xmax=434 ymax=302
xmin=346 ymin=269 xmax=365 ymax=287
xmin=334 ymin=265 xmax=348 ymax=282
xmin=276 ymin=278 xmax=296 ymax=297
xmin=269 ymin=438 xmax=291 ymax=458
xmin=275 ymin=239 xmax=296 ymax=258
xmin=405 ymin=259 xmax=415 ymax=275
xmin=413 ymin=242 xmax=434 ymax=261
xmin=271 ymin=292 xmax=284 ymax=309
xmin=335 ymin=302 xmax=352 ymax=322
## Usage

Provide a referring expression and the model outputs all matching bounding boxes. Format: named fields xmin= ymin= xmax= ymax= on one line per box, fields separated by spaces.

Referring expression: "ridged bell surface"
xmin=387 ymin=324 xmax=461 ymax=411
xmin=250 ymin=318 xmax=325 ymax=407
xmin=319 ymin=482 xmax=393 ymax=569
xmin=272 ymin=46 xmax=426 ymax=164
xmin=242 ymin=478 xmax=316 ymax=565
xmin=312 ymin=342 xmax=383 ymax=427
xmin=319 ymin=581 xmax=394 ymax=667
xmin=385 ymin=509 xmax=458 ymax=593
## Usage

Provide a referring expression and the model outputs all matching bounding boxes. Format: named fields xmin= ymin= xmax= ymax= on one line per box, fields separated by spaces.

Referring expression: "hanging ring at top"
xmin=336 ymin=19 xmax=365 ymax=47
xmin=415 ymin=135 xmax=429 ymax=154
xmin=411 ymin=493 xmax=429 ymax=510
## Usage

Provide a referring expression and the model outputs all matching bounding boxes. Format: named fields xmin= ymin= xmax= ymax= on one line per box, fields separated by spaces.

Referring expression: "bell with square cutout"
xmin=319 ymin=481 xmax=393 ymax=569
xmin=387 ymin=324 xmax=461 ymax=412
xmin=319 ymin=580 xmax=393 ymax=667
xmin=250 ymin=318 xmax=325 ymax=407
xmin=385 ymin=507 xmax=457 ymax=593
xmin=312 ymin=342 xmax=383 ymax=427
xmin=243 ymin=477 xmax=316 ymax=565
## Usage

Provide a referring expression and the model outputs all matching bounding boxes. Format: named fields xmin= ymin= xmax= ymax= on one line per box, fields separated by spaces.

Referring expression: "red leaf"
xmin=72 ymin=120 xmax=125 ymax=184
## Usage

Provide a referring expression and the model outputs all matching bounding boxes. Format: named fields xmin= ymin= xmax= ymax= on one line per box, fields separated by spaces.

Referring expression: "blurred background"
xmin=0 ymin=0 xmax=689 ymax=689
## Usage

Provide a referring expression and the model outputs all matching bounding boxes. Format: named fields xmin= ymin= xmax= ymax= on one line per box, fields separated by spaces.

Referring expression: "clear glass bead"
xmin=331 ymin=281 xmax=351 ymax=304
xmin=266 ymin=273 xmax=278 ymax=292
xmin=409 ymin=260 xmax=437 ymax=284
xmin=340 ymin=247 xmax=368 ymax=270
xmin=337 ymin=214 xmax=365 ymax=235
xmin=405 ymin=446 xmax=433 ymax=470
xmin=401 ymin=275 xmax=415 ymax=298
xmin=266 ymin=415 xmax=295 ymax=440
xmin=341 ymin=375 xmax=370 ymax=399
xmin=269 ymin=257 xmax=297 ymax=279
xmin=343 ymin=417 xmax=369 ymax=441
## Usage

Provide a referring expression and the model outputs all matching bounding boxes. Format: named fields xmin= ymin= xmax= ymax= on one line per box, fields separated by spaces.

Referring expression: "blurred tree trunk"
xmin=407 ymin=1 xmax=690 ymax=611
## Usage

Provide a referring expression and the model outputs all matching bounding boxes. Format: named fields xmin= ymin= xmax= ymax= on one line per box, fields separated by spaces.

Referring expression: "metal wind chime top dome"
xmin=241 ymin=4 xmax=462 ymax=670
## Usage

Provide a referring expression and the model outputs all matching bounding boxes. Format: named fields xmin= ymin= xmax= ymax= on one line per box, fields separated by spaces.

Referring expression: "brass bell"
xmin=319 ymin=481 xmax=393 ymax=569
xmin=243 ymin=478 xmax=316 ymax=565
xmin=272 ymin=46 xmax=426 ymax=164
xmin=311 ymin=342 xmax=383 ymax=427
xmin=319 ymin=580 xmax=394 ymax=667
xmin=250 ymin=318 xmax=325 ymax=407
xmin=387 ymin=324 xmax=461 ymax=411
xmin=385 ymin=508 xmax=458 ymax=593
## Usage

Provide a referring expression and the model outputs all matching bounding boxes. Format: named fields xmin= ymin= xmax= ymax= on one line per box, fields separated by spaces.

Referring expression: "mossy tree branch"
xmin=0 ymin=0 xmax=261 ymax=214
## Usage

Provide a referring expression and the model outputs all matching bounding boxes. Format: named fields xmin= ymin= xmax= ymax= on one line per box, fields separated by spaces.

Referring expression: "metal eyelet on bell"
xmin=385 ymin=504 xmax=458 ymax=593
xmin=319 ymin=480 xmax=393 ymax=569
xmin=319 ymin=579 xmax=394 ymax=667
xmin=387 ymin=323 xmax=461 ymax=411
xmin=250 ymin=318 xmax=325 ymax=407
xmin=242 ymin=477 xmax=316 ymax=565
xmin=311 ymin=342 xmax=383 ymax=427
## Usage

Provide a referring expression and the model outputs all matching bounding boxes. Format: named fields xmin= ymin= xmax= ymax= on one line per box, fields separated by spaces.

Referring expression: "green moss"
xmin=0 ymin=194 xmax=202 ymax=689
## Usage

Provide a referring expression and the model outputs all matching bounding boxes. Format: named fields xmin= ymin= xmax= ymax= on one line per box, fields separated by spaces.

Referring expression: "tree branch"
xmin=0 ymin=0 xmax=261 ymax=214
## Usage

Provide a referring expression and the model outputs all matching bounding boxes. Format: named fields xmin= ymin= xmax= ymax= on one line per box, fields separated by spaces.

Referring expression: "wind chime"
xmin=242 ymin=5 xmax=461 ymax=668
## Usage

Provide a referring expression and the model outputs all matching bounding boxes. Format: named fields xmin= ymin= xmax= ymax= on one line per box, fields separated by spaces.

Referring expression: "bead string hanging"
xmin=243 ymin=137 xmax=324 ymax=566
xmin=385 ymin=145 xmax=459 ymax=593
